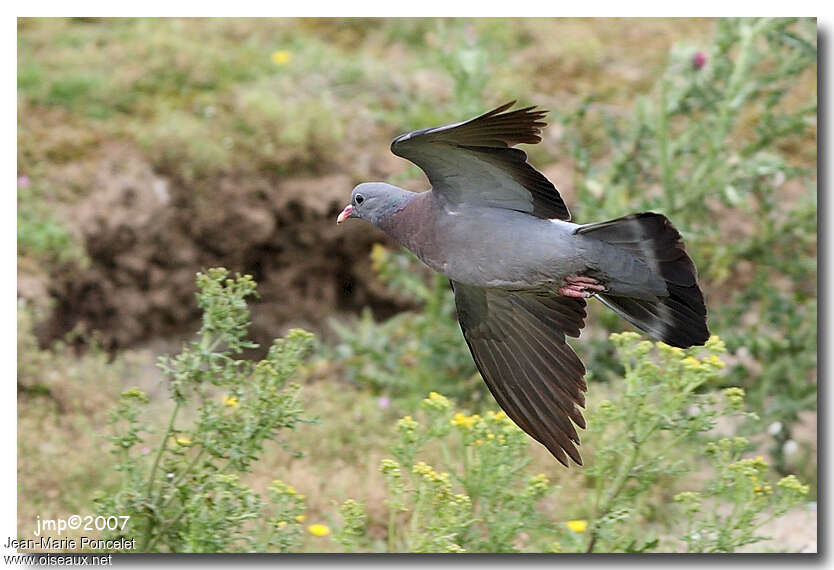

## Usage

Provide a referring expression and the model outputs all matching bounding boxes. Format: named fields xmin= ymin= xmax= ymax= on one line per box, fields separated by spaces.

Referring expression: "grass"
xmin=17 ymin=18 xmax=713 ymax=199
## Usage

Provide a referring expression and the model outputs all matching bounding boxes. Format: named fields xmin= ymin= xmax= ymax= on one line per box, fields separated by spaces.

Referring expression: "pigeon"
xmin=337 ymin=101 xmax=709 ymax=466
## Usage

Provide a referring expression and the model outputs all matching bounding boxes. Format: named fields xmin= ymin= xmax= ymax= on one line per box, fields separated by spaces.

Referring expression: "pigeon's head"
xmin=337 ymin=182 xmax=411 ymax=227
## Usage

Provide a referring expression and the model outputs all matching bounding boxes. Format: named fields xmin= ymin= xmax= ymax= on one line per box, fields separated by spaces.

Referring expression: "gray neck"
xmin=377 ymin=191 xmax=436 ymax=257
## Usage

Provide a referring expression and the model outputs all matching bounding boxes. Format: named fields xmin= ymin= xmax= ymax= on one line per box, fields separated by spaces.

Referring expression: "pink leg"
xmin=559 ymin=275 xmax=606 ymax=298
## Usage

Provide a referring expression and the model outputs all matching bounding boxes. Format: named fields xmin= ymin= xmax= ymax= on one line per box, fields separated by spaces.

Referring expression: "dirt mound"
xmin=28 ymin=142 xmax=412 ymax=350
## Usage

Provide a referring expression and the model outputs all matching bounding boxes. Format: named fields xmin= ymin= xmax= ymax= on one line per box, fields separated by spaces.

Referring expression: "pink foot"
xmin=559 ymin=275 xmax=606 ymax=298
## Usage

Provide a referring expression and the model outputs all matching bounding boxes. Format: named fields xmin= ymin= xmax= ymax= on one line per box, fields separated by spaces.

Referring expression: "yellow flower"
xmin=705 ymin=335 xmax=727 ymax=352
xmin=397 ymin=415 xmax=418 ymax=429
xmin=753 ymin=484 xmax=773 ymax=495
xmin=223 ymin=395 xmax=239 ymax=407
xmin=451 ymin=412 xmax=479 ymax=429
xmin=271 ymin=50 xmax=292 ymax=65
xmin=174 ymin=436 xmax=192 ymax=446
xmin=421 ymin=391 xmax=451 ymax=411
xmin=308 ymin=524 xmax=330 ymax=536
xmin=657 ymin=342 xmax=684 ymax=356
xmin=566 ymin=520 xmax=588 ymax=533
xmin=277 ymin=521 xmax=287 ymax=529
xmin=296 ymin=514 xmax=307 ymax=522
xmin=682 ymin=356 xmax=701 ymax=369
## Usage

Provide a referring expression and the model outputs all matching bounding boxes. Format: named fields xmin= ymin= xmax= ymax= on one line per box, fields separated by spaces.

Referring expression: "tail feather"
xmin=578 ymin=212 xmax=709 ymax=348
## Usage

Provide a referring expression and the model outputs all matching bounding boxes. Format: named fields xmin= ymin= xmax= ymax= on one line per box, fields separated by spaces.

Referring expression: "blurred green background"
xmin=17 ymin=17 xmax=816 ymax=552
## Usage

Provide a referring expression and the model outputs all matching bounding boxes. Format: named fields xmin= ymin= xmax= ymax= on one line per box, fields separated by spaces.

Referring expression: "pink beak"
xmin=336 ymin=204 xmax=354 ymax=224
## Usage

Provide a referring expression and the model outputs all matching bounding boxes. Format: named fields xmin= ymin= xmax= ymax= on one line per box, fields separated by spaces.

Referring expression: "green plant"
xmin=330 ymin=244 xmax=483 ymax=408
xmin=560 ymin=17 xmax=816 ymax=458
xmin=575 ymin=332 xmax=809 ymax=553
xmin=342 ymin=392 xmax=560 ymax=553
xmin=674 ymin=440 xmax=810 ymax=552
xmin=334 ymin=499 xmax=367 ymax=552
xmin=94 ymin=268 xmax=314 ymax=552
xmin=335 ymin=331 xmax=810 ymax=553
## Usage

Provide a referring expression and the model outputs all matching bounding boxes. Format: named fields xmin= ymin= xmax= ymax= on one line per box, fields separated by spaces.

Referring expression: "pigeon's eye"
xmin=354 ymin=194 xmax=365 ymax=205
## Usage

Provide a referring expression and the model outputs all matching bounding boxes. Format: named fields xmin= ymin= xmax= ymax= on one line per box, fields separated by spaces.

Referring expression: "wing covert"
xmin=391 ymin=102 xmax=570 ymax=220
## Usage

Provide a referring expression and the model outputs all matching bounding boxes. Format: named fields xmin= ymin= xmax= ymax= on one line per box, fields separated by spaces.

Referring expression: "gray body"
xmin=379 ymin=190 xmax=666 ymax=300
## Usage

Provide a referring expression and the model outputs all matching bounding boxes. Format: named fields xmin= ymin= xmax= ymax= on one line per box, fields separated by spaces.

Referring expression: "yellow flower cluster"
xmin=676 ymin=352 xmax=727 ymax=373
xmin=380 ymin=458 xmax=401 ymax=477
xmin=705 ymin=436 xmax=748 ymax=457
xmin=566 ymin=519 xmax=588 ymax=533
xmin=421 ymin=391 xmax=452 ymax=412
xmin=271 ymin=50 xmax=292 ymax=66
xmin=657 ymin=342 xmax=685 ymax=357
xmin=682 ymin=356 xmax=701 ymax=369
xmin=449 ymin=408 xmax=522 ymax=449
xmin=450 ymin=412 xmax=480 ymax=429
xmin=397 ymin=415 xmax=418 ymax=430
xmin=412 ymin=461 xmax=452 ymax=489
xmin=121 ymin=387 xmax=149 ymax=403
xmin=525 ymin=473 xmax=550 ymax=498
xmin=412 ymin=461 xmax=471 ymax=512
xmin=610 ymin=331 xmax=641 ymax=344
xmin=777 ymin=474 xmax=810 ymax=496
xmin=223 ymin=395 xmax=239 ymax=407
xmin=673 ymin=491 xmax=702 ymax=514
xmin=728 ymin=455 xmax=769 ymax=484
xmin=705 ymin=334 xmax=727 ymax=353
xmin=379 ymin=459 xmax=405 ymax=499
xmin=486 ymin=410 xmax=511 ymax=424
xmin=270 ymin=479 xmax=299 ymax=497
xmin=308 ymin=523 xmax=330 ymax=536
xmin=634 ymin=340 xmax=654 ymax=357
xmin=396 ymin=415 xmax=419 ymax=443
xmin=722 ymin=387 xmax=746 ymax=409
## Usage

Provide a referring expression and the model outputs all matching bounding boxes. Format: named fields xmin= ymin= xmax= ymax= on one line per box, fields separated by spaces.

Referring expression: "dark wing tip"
xmin=453 ymin=285 xmax=589 ymax=468
xmin=486 ymin=100 xmax=518 ymax=116
xmin=392 ymin=101 xmax=550 ymax=155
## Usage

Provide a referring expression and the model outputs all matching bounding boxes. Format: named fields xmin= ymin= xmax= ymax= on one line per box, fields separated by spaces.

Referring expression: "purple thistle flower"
xmin=692 ymin=51 xmax=707 ymax=70
xmin=378 ymin=396 xmax=391 ymax=409
xmin=18 ymin=175 xmax=30 ymax=188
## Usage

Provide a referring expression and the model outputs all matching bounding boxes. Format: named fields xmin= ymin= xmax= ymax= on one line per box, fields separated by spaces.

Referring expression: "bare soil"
xmin=22 ymin=140 xmax=416 ymax=350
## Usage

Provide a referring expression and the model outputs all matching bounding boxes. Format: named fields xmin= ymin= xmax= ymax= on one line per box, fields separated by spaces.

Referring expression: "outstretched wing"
xmin=451 ymin=281 xmax=588 ymax=466
xmin=391 ymin=101 xmax=571 ymax=220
